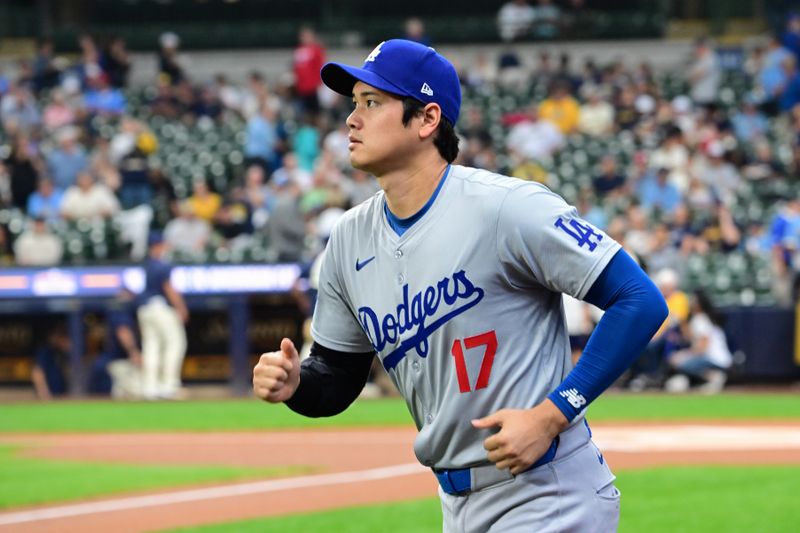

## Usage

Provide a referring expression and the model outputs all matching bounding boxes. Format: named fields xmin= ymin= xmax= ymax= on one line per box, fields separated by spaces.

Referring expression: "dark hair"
xmin=694 ymin=290 xmax=725 ymax=327
xmin=401 ymin=97 xmax=459 ymax=163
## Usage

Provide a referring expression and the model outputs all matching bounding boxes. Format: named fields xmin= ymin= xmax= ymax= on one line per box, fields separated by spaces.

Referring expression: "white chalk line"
xmin=0 ymin=462 xmax=427 ymax=526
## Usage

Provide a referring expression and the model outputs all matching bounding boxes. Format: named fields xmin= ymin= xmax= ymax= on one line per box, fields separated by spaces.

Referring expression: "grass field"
xmin=2 ymin=393 xmax=800 ymax=433
xmin=2 ymin=393 xmax=799 ymax=531
xmin=0 ymin=445 xmax=305 ymax=509
xmin=166 ymin=466 xmax=800 ymax=533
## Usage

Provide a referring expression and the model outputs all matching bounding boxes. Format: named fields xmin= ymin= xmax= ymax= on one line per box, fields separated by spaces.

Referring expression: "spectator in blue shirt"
xmin=638 ymin=167 xmax=682 ymax=215
xmin=731 ymin=96 xmax=769 ymax=143
xmin=27 ymin=177 xmax=64 ymax=222
xmin=46 ymin=128 xmax=89 ymax=190
xmin=244 ymin=102 xmax=279 ymax=174
xmin=31 ymin=325 xmax=71 ymax=400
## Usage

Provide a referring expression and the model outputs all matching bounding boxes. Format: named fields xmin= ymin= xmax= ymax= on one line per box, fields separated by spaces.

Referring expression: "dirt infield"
xmin=1 ymin=422 xmax=800 ymax=533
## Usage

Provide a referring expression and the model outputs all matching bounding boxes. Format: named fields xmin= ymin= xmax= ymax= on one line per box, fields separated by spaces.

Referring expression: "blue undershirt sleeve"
xmin=547 ymin=249 xmax=668 ymax=422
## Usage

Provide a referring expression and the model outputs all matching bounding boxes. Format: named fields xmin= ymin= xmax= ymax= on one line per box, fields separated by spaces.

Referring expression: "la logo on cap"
xmin=365 ymin=42 xmax=384 ymax=63
xmin=421 ymin=83 xmax=433 ymax=96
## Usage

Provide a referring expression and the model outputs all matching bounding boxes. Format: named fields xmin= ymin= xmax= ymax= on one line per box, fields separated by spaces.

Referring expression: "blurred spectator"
xmin=404 ymin=17 xmax=431 ymax=46
xmin=742 ymin=141 xmax=783 ymax=181
xmin=624 ymin=204 xmax=653 ymax=259
xmin=214 ymin=186 xmax=255 ymax=253
xmin=14 ymin=217 xmax=63 ymax=266
xmin=272 ymin=152 xmax=312 ymax=191
xmin=781 ymin=12 xmax=800 ymax=64
xmin=164 ymin=202 xmax=211 ymax=261
xmin=664 ymin=291 xmax=732 ymax=393
xmin=47 ymin=127 xmax=89 ymax=190
xmin=293 ymin=112 xmax=321 ymax=172
xmin=241 ymin=71 xmax=270 ymax=119
xmin=645 ymin=222 xmax=684 ymax=276
xmin=5 ymin=134 xmax=42 ymax=211
xmin=693 ymin=141 xmax=742 ymax=206
xmin=244 ymin=102 xmax=279 ymax=173
xmin=265 ymin=177 xmax=306 ymax=262
xmin=637 ymin=167 xmax=681 ymax=215
xmin=614 ymin=85 xmax=640 ymax=131
xmin=731 ymin=95 xmax=769 ymax=143
xmin=42 ymin=88 xmax=77 ymax=132
xmin=757 ymin=35 xmax=792 ymax=111
xmin=650 ymin=125 xmax=690 ymax=191
xmin=562 ymin=294 xmax=597 ymax=365
xmin=242 ymin=164 xmax=271 ymax=228
xmin=578 ymin=85 xmax=614 ymax=137
xmin=531 ymin=0 xmax=561 ymax=40
xmin=110 ymin=117 xmax=155 ymax=209
xmin=31 ymin=325 xmax=71 ymax=400
xmin=101 ymin=36 xmax=131 ymax=89
xmin=592 ymin=155 xmax=627 ymax=199
xmin=186 ymin=178 xmax=222 ymax=223
xmin=83 ymin=66 xmax=127 ymax=116
xmin=31 ymin=38 xmax=60 ymax=94
xmin=60 ymin=169 xmax=120 ymax=221
xmin=689 ymin=37 xmax=721 ymax=108
xmin=497 ymin=0 xmax=536 ymax=42
xmin=158 ymin=32 xmax=186 ymax=86
xmin=341 ymin=168 xmax=380 ymax=208
xmin=27 ymin=177 xmax=64 ymax=223
xmin=575 ymin=190 xmax=607 ymax=230
xmin=505 ymin=103 xmax=564 ymax=162
xmin=538 ymin=81 xmax=581 ymax=134
xmin=626 ymin=268 xmax=690 ymax=390
xmin=293 ymin=26 xmax=325 ymax=114
xmin=778 ymin=55 xmax=800 ymax=112
xmin=148 ymin=168 xmax=179 ymax=229
xmin=0 ymin=83 xmax=41 ymax=133
xmin=695 ymin=203 xmax=741 ymax=255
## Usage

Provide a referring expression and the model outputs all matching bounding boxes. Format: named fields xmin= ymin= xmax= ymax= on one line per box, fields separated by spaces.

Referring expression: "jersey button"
xmin=425 ymin=413 xmax=434 ymax=424
xmin=394 ymin=249 xmax=403 ymax=259
xmin=397 ymin=274 xmax=404 ymax=284
xmin=412 ymin=361 xmax=420 ymax=372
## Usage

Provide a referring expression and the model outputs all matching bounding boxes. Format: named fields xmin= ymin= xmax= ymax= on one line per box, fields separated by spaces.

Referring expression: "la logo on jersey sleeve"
xmin=554 ymin=217 xmax=604 ymax=252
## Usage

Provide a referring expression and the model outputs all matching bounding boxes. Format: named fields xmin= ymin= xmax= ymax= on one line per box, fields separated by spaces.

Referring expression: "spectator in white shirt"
xmin=14 ymin=217 xmax=63 ymax=266
xmin=60 ymin=169 xmax=120 ymax=221
xmin=497 ymin=0 xmax=536 ymax=42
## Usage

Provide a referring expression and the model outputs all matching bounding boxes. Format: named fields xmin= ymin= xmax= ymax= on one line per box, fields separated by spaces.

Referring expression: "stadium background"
xmin=0 ymin=0 xmax=799 ymax=531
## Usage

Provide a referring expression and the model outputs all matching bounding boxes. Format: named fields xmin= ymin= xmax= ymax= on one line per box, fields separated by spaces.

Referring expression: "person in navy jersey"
xmin=87 ymin=289 xmax=143 ymax=397
xmin=31 ymin=324 xmax=71 ymax=400
xmin=137 ymin=232 xmax=189 ymax=400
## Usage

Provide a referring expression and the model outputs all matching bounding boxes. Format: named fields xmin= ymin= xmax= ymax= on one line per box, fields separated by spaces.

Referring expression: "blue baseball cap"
xmin=321 ymin=39 xmax=461 ymax=125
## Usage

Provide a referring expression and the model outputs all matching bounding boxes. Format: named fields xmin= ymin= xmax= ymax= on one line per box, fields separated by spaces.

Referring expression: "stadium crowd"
xmin=4 ymin=16 xmax=800 ymax=396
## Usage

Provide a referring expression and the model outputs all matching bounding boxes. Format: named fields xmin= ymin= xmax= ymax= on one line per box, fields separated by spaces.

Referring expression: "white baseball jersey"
xmin=311 ymin=165 xmax=621 ymax=469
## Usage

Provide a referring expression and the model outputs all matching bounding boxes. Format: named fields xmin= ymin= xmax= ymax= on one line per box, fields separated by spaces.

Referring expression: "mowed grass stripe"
xmin=2 ymin=393 xmax=800 ymax=433
xmin=164 ymin=466 xmax=800 ymax=533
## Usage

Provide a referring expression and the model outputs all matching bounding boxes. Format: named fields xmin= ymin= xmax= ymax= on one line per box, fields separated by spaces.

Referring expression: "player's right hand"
xmin=253 ymin=338 xmax=301 ymax=403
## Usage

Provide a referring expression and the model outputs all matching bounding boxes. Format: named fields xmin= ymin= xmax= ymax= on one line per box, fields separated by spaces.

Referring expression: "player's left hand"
xmin=471 ymin=399 xmax=569 ymax=475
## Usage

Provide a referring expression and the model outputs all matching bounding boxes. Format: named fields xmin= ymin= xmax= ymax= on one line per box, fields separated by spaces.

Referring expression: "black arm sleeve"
xmin=283 ymin=342 xmax=375 ymax=418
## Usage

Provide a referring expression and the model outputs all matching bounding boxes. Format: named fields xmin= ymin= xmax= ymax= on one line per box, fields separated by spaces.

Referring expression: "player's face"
xmin=346 ymin=82 xmax=418 ymax=175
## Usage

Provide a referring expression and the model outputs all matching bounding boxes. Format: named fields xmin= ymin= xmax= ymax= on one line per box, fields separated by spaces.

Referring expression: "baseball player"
xmin=137 ymin=232 xmax=189 ymax=400
xmin=253 ymin=39 xmax=668 ymax=532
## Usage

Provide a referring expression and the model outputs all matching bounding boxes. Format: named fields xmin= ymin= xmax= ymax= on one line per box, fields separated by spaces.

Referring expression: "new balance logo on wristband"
xmin=559 ymin=388 xmax=587 ymax=409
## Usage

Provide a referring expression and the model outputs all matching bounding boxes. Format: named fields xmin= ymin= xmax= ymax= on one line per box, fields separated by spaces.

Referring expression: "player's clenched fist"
xmin=253 ymin=338 xmax=301 ymax=403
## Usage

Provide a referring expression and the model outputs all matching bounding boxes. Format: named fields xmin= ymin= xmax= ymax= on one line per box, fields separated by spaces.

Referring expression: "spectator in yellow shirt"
xmin=186 ymin=178 xmax=222 ymax=223
xmin=538 ymin=81 xmax=581 ymax=134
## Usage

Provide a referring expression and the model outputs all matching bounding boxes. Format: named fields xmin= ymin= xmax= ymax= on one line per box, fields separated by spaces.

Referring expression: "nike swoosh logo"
xmin=355 ymin=256 xmax=376 ymax=271
xmin=597 ymin=452 xmax=604 ymax=465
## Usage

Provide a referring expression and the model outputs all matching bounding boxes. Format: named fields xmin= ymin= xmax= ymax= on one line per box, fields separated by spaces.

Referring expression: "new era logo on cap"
xmin=320 ymin=39 xmax=461 ymax=125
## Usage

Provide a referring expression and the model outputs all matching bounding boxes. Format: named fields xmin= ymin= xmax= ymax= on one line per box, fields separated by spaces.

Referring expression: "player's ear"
xmin=418 ymin=103 xmax=441 ymax=140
